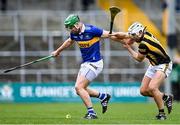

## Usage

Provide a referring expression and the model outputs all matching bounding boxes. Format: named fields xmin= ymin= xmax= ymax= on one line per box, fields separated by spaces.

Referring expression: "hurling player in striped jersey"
xmin=109 ymin=22 xmax=173 ymax=120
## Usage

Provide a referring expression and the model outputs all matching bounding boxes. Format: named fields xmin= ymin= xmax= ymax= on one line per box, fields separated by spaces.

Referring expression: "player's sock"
xmin=156 ymin=109 xmax=166 ymax=120
xmin=162 ymin=93 xmax=168 ymax=101
xmin=87 ymin=107 xmax=96 ymax=115
xmin=98 ymin=93 xmax=107 ymax=101
xmin=163 ymin=94 xmax=173 ymax=114
xmin=159 ymin=109 xmax=165 ymax=114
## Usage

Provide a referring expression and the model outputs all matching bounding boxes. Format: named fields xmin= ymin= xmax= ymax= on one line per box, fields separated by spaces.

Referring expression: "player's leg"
xmin=163 ymin=93 xmax=173 ymax=114
xmin=140 ymin=65 xmax=154 ymax=97
xmin=158 ymin=62 xmax=173 ymax=114
xmin=75 ymin=73 xmax=98 ymax=119
xmin=84 ymin=60 xmax=111 ymax=114
xmin=140 ymin=75 xmax=152 ymax=97
xmin=75 ymin=74 xmax=91 ymax=107
xmin=86 ymin=88 xmax=111 ymax=113
xmin=86 ymin=87 xmax=109 ymax=101
xmin=148 ymin=70 xmax=166 ymax=120
xmin=85 ymin=88 xmax=99 ymax=97
xmin=75 ymin=60 xmax=105 ymax=119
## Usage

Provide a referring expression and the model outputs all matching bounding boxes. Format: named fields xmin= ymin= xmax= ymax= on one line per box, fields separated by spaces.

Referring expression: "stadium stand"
xmin=0 ymin=0 xmax=179 ymax=84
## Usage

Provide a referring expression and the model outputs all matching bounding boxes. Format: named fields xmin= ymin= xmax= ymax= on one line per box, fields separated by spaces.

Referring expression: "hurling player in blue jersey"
xmin=51 ymin=14 xmax=111 ymax=119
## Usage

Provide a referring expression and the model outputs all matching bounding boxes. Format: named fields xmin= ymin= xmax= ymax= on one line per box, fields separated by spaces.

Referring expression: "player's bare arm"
xmin=123 ymin=43 xmax=145 ymax=62
xmin=111 ymin=32 xmax=129 ymax=39
xmin=101 ymin=30 xmax=125 ymax=44
xmin=109 ymin=32 xmax=130 ymax=44
xmin=52 ymin=38 xmax=74 ymax=57
xmin=101 ymin=30 xmax=110 ymax=38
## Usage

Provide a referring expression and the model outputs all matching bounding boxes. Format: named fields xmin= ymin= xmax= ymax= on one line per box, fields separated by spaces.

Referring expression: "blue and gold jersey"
xmin=70 ymin=24 xmax=103 ymax=62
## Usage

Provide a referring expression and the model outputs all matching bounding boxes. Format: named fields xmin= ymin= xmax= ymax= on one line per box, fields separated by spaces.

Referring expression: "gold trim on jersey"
xmin=140 ymin=32 xmax=170 ymax=65
xmin=144 ymin=34 xmax=159 ymax=44
xmin=142 ymin=41 xmax=167 ymax=59
xmin=163 ymin=63 xmax=169 ymax=73
xmin=149 ymin=60 xmax=156 ymax=66
xmin=144 ymin=34 xmax=168 ymax=54
xmin=78 ymin=37 xmax=100 ymax=48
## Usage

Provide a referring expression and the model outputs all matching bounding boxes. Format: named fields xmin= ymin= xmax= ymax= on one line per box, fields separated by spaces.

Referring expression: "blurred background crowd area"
xmin=0 ymin=0 xmax=179 ymax=100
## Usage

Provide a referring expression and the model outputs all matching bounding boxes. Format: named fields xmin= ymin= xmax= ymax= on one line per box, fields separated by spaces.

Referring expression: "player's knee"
xmin=74 ymin=87 xmax=79 ymax=95
xmin=75 ymin=84 xmax=84 ymax=95
xmin=148 ymin=85 xmax=157 ymax=93
xmin=140 ymin=88 xmax=148 ymax=96
xmin=75 ymin=85 xmax=80 ymax=93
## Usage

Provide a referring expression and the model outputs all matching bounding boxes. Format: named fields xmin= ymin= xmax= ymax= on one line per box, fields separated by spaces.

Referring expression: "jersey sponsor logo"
xmin=78 ymin=37 xmax=100 ymax=48
xmin=79 ymin=43 xmax=90 ymax=48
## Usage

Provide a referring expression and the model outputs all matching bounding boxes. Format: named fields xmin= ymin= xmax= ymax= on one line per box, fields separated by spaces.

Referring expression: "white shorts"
xmin=78 ymin=59 xmax=103 ymax=81
xmin=145 ymin=61 xmax=173 ymax=78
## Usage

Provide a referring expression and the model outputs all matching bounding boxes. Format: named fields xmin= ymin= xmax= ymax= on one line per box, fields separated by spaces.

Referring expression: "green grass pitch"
xmin=0 ymin=102 xmax=180 ymax=124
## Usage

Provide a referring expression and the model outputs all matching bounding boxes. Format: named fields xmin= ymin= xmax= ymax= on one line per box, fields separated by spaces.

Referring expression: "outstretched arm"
xmin=101 ymin=30 xmax=110 ymax=38
xmin=101 ymin=30 xmax=130 ymax=44
xmin=51 ymin=38 xmax=75 ymax=57
xmin=111 ymin=32 xmax=129 ymax=39
xmin=109 ymin=32 xmax=130 ymax=44
xmin=123 ymin=43 xmax=145 ymax=62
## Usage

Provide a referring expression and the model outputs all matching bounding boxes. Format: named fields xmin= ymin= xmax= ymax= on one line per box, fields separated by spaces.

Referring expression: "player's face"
xmin=129 ymin=34 xmax=138 ymax=40
xmin=129 ymin=30 xmax=144 ymax=42
xmin=68 ymin=23 xmax=81 ymax=34
xmin=71 ymin=26 xmax=80 ymax=34
xmin=129 ymin=33 xmax=142 ymax=42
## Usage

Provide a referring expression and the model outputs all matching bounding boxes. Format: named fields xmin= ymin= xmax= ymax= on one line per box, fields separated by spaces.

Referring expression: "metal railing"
xmin=0 ymin=10 xmax=146 ymax=83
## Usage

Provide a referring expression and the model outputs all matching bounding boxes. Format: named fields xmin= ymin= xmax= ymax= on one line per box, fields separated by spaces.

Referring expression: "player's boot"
xmin=83 ymin=113 xmax=98 ymax=119
xmin=101 ymin=94 xmax=111 ymax=114
xmin=156 ymin=112 xmax=166 ymax=120
xmin=164 ymin=94 xmax=173 ymax=114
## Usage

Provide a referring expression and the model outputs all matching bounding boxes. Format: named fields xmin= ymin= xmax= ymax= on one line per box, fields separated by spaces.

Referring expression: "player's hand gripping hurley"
xmin=3 ymin=55 xmax=54 ymax=73
xmin=109 ymin=6 xmax=121 ymax=34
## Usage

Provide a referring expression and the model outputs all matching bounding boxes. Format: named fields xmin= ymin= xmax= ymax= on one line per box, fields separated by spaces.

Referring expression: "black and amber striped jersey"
xmin=138 ymin=32 xmax=171 ymax=66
